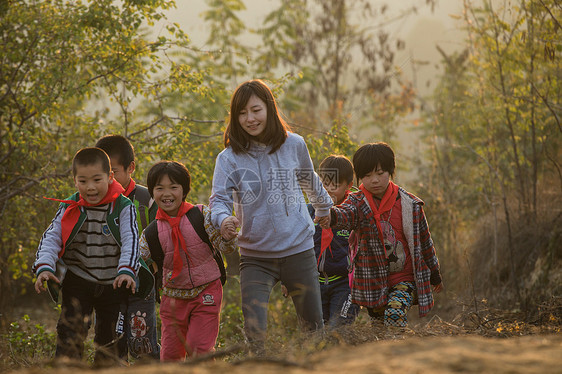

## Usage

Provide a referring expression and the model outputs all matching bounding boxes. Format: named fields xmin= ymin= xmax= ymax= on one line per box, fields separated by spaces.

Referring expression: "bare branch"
xmin=538 ymin=0 xmax=562 ymax=30
xmin=0 ymin=171 xmax=70 ymax=205
xmin=128 ymin=116 xmax=168 ymax=138
xmin=531 ymin=82 xmax=562 ymax=134
xmin=169 ymin=116 xmax=225 ymax=124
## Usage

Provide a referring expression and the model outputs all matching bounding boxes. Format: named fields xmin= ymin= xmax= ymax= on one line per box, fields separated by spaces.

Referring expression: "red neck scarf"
xmin=155 ymin=201 xmax=194 ymax=280
xmin=44 ymin=180 xmax=125 ymax=255
xmin=123 ymin=179 xmax=136 ymax=197
xmin=359 ymin=181 xmax=399 ymax=258
xmin=319 ymin=229 xmax=333 ymax=265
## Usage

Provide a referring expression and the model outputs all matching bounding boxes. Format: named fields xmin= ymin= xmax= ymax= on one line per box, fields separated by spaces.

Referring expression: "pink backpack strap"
xmin=348 ymin=230 xmax=359 ymax=288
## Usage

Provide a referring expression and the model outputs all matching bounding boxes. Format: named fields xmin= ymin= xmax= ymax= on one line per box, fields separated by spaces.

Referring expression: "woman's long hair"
xmin=224 ymin=79 xmax=290 ymax=154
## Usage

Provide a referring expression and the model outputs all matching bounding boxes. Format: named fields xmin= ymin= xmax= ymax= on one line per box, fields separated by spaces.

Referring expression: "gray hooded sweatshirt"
xmin=210 ymin=132 xmax=332 ymax=258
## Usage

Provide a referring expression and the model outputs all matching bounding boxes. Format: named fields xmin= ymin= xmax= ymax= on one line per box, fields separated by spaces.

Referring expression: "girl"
xmin=140 ymin=161 xmax=236 ymax=361
xmin=325 ymin=142 xmax=443 ymax=327
xmin=209 ymin=79 xmax=332 ymax=354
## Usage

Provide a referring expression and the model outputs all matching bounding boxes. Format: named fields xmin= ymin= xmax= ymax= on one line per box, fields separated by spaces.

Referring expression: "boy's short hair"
xmin=147 ymin=161 xmax=191 ymax=200
xmin=353 ymin=142 xmax=395 ymax=179
xmin=318 ymin=155 xmax=354 ymax=185
xmin=72 ymin=147 xmax=111 ymax=177
xmin=95 ymin=134 xmax=135 ymax=168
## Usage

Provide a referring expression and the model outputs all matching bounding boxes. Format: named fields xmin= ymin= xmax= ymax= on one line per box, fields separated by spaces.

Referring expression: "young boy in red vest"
xmin=33 ymin=147 xmax=139 ymax=364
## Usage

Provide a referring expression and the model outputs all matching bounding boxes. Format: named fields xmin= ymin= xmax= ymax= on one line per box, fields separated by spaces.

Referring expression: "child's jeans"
xmin=56 ymin=270 xmax=125 ymax=363
xmin=320 ymin=276 xmax=360 ymax=328
xmin=118 ymin=288 xmax=160 ymax=360
xmin=240 ymin=249 xmax=324 ymax=354
xmin=159 ymin=279 xmax=222 ymax=361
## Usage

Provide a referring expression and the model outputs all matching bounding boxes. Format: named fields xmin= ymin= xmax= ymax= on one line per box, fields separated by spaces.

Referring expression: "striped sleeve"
xmin=33 ymin=204 xmax=65 ymax=275
xmin=118 ymin=203 xmax=139 ymax=277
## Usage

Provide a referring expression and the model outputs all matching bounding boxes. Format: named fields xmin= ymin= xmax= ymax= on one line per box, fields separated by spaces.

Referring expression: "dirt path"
xmin=9 ymin=333 xmax=562 ymax=374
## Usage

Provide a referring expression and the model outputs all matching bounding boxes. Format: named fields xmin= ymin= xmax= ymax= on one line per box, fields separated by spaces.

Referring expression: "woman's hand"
xmin=221 ymin=216 xmax=240 ymax=241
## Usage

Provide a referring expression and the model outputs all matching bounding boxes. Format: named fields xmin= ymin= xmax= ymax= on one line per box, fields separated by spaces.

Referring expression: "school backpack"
xmin=143 ymin=205 xmax=227 ymax=297
xmin=128 ymin=184 xmax=158 ymax=231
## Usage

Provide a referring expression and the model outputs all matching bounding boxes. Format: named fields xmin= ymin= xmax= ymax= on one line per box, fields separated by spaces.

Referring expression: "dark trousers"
xmin=320 ymin=277 xmax=360 ymax=328
xmin=118 ymin=288 xmax=160 ymax=360
xmin=56 ymin=270 xmax=125 ymax=363
xmin=240 ymin=249 xmax=324 ymax=355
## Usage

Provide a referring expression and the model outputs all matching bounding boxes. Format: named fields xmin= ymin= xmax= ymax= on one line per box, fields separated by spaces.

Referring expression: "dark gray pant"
xmin=240 ymin=249 xmax=324 ymax=352
xmin=56 ymin=271 xmax=123 ymax=363
xmin=118 ymin=288 xmax=160 ymax=360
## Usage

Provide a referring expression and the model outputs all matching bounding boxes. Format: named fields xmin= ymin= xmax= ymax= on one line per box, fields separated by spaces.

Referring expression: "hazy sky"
xmin=159 ymin=0 xmax=467 ymax=96
xmin=155 ymin=1 xmax=468 ymax=171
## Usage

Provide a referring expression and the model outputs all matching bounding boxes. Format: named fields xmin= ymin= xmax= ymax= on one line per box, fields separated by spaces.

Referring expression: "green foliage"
xmin=2 ymin=315 xmax=56 ymax=367
xmin=255 ymin=0 xmax=418 ymax=138
xmin=216 ymin=276 xmax=245 ymax=349
xmin=0 ymin=310 xmax=99 ymax=370
xmin=8 ymin=245 xmax=32 ymax=284
xmin=0 ymin=0 xmax=213 ymax=309
xmin=306 ymin=122 xmax=359 ymax=168
xmin=419 ymin=0 xmax=561 ymax=304
xmin=200 ymin=0 xmax=251 ymax=81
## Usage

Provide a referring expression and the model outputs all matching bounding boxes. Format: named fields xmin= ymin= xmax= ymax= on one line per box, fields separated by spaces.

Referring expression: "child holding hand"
xmin=324 ymin=143 xmax=443 ymax=327
xmin=139 ymin=161 xmax=236 ymax=361
xmin=310 ymin=155 xmax=360 ymax=328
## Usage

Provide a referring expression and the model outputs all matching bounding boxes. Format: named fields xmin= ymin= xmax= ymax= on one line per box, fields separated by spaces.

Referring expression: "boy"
xmin=322 ymin=143 xmax=443 ymax=327
xmin=309 ymin=155 xmax=360 ymax=328
xmin=95 ymin=135 xmax=159 ymax=360
xmin=33 ymin=147 xmax=139 ymax=364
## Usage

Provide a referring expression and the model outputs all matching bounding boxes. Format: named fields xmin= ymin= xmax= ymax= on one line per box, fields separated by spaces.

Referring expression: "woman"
xmin=209 ymin=79 xmax=332 ymax=354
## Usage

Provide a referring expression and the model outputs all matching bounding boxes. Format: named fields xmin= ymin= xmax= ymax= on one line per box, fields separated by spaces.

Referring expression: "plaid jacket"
xmin=331 ymin=187 xmax=442 ymax=317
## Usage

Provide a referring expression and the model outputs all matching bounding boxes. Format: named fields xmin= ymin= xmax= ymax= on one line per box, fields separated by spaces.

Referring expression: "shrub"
xmin=2 ymin=314 xmax=56 ymax=368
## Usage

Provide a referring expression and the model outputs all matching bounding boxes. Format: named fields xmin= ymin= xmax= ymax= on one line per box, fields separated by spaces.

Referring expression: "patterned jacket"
xmin=331 ymin=187 xmax=442 ymax=317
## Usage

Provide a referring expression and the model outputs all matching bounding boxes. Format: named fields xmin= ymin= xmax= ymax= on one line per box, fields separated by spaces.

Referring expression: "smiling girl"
xmin=140 ymin=161 xmax=236 ymax=361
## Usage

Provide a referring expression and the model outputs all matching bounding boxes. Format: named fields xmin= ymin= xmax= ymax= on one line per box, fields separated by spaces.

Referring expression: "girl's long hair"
xmin=224 ymin=79 xmax=290 ymax=154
